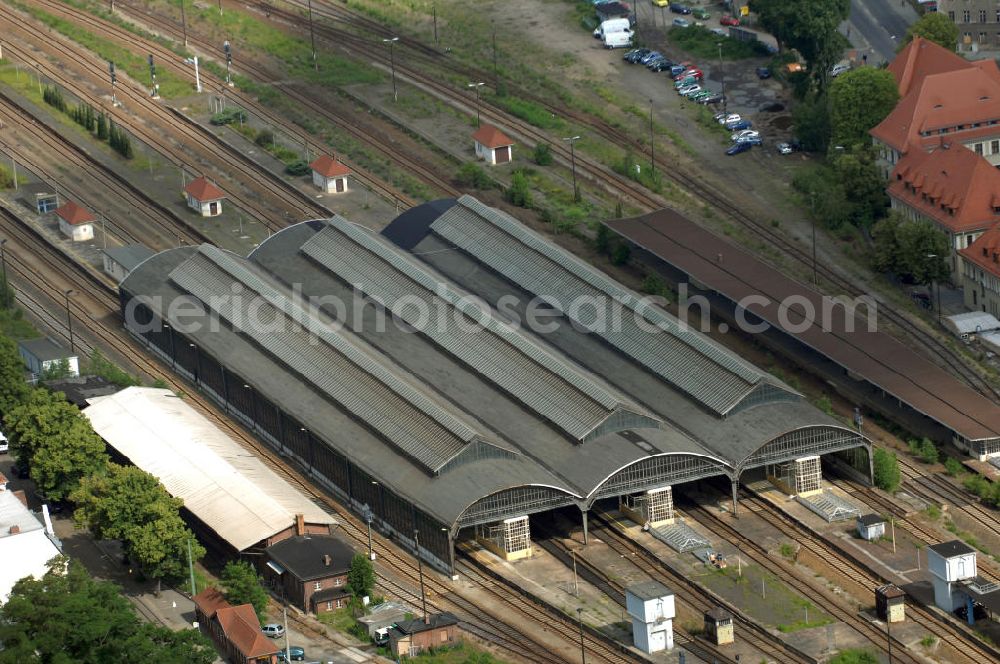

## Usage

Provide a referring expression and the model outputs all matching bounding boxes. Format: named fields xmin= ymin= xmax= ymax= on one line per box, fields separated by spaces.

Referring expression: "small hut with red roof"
xmin=309 ymin=154 xmax=350 ymax=194
xmin=184 ymin=176 xmax=226 ymax=217
xmin=472 ymin=124 xmax=514 ymax=165
xmin=55 ymin=201 xmax=95 ymax=242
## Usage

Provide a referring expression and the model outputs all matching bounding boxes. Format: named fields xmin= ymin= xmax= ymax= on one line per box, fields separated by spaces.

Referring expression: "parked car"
xmin=674 ymin=67 xmax=703 ymax=80
xmin=755 ymin=67 xmax=771 ymax=79
xmin=670 ymin=3 xmax=691 ymax=14
xmin=640 ymin=50 xmax=664 ymax=65
xmin=680 ymin=84 xmax=703 ymax=97
xmin=776 ymin=142 xmax=794 ymax=155
xmin=726 ymin=142 xmax=752 ymax=155
xmin=650 ymin=59 xmax=676 ymax=72
xmin=669 ymin=63 xmax=692 ymax=76
xmin=731 ymin=129 xmax=760 ymax=142
xmin=717 ymin=112 xmax=740 ymax=125
xmin=710 ymin=27 xmax=728 ymax=37
xmin=673 ymin=17 xmax=691 ymax=27
xmin=690 ymin=90 xmax=714 ymax=102
xmin=735 ymin=135 xmax=763 ymax=145
xmin=646 ymin=55 xmax=670 ymax=69
xmin=720 ymin=15 xmax=740 ymax=26
xmin=693 ymin=8 xmax=711 ymax=20
xmin=277 ymin=646 xmax=306 ymax=662
xmin=727 ymin=119 xmax=753 ymax=131
xmin=674 ymin=75 xmax=699 ymax=89
xmin=831 ymin=63 xmax=851 ymax=77
xmin=261 ymin=624 xmax=286 ymax=639
xmin=651 ymin=0 xmax=669 ymax=6
xmin=624 ymin=48 xmax=650 ymax=63
xmin=698 ymin=93 xmax=724 ymax=105
xmin=0 ymin=431 xmax=7 ymax=454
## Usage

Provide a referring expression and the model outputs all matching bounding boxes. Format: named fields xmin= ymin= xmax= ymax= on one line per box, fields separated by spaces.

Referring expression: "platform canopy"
xmin=83 ymin=387 xmax=335 ymax=551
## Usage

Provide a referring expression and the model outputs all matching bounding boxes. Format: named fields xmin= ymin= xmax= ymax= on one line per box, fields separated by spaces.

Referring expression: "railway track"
xmin=587 ymin=512 xmax=817 ymax=664
xmin=0 ymin=14 xmax=322 ymax=233
xmin=252 ymin=0 xmax=998 ymax=401
xmin=738 ymin=491 xmax=1000 ymax=663
xmin=38 ymin=0 xmax=453 ymax=209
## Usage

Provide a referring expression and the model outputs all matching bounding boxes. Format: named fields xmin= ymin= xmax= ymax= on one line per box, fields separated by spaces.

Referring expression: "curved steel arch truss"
xmin=739 ymin=425 xmax=868 ymax=471
xmin=455 ymin=485 xmax=580 ymax=529
xmin=588 ymin=453 xmax=731 ymax=505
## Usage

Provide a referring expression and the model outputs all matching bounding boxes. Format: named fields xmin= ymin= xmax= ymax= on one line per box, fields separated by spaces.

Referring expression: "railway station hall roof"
xmin=83 ymin=387 xmax=335 ymax=551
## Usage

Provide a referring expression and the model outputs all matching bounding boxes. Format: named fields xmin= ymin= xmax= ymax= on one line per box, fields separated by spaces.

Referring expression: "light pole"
xmin=576 ymin=607 xmax=586 ymax=664
xmin=382 ymin=37 xmax=399 ymax=102
xmin=648 ymin=99 xmax=655 ymax=179
xmin=414 ymin=529 xmax=428 ymax=622
xmin=717 ymin=42 xmax=726 ymax=117
xmin=563 ymin=135 xmax=581 ymax=202
xmin=810 ymin=192 xmax=818 ymax=285
xmin=179 ymin=0 xmax=188 ymax=48
xmin=927 ymin=253 xmax=941 ymax=319
xmin=0 ymin=238 xmax=7 ymax=309
xmin=223 ymin=40 xmax=233 ymax=86
xmin=63 ymin=289 xmax=74 ymax=352
xmin=467 ymin=82 xmax=485 ymax=127
xmin=306 ymin=0 xmax=318 ymax=71
xmin=362 ymin=503 xmax=375 ymax=560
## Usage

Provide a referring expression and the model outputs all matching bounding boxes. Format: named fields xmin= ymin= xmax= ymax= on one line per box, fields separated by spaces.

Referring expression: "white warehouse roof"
xmin=0 ymin=488 xmax=62 ymax=602
xmin=83 ymin=387 xmax=335 ymax=551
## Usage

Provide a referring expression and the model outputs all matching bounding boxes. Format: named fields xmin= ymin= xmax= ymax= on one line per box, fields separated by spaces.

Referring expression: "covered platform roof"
xmin=83 ymin=387 xmax=335 ymax=551
xmin=603 ymin=208 xmax=1000 ymax=443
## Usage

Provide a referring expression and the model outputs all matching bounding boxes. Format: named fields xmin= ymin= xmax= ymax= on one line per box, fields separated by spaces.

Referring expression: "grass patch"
xmin=13 ymin=3 xmax=192 ymax=98
xmin=0 ymin=162 xmax=28 ymax=189
xmin=669 ymin=26 xmax=772 ymax=60
xmin=488 ymin=94 xmax=566 ymax=131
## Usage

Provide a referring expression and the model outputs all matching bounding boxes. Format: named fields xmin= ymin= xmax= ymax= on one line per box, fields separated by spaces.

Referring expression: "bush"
xmin=209 ymin=107 xmax=247 ymax=126
xmin=944 ymin=457 xmax=963 ymax=476
xmin=669 ymin=25 xmax=772 ymax=60
xmin=42 ymin=85 xmax=66 ymax=112
xmin=456 ymin=163 xmax=493 ymax=189
xmin=284 ymin=159 xmax=311 ymax=176
xmin=610 ymin=243 xmax=630 ymax=266
xmin=506 ymin=170 xmax=532 ymax=208
xmin=909 ymin=437 xmax=939 ymax=464
xmin=873 ymin=448 xmax=901 ymax=493
xmin=533 ymin=143 xmax=553 ymax=166
xmin=254 ymin=130 xmax=275 ymax=147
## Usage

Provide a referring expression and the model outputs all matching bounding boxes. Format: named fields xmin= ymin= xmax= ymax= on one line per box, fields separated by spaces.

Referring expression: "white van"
xmin=0 ymin=431 xmax=7 ymax=454
xmin=594 ymin=17 xmax=632 ymax=40
xmin=603 ymin=31 xmax=633 ymax=49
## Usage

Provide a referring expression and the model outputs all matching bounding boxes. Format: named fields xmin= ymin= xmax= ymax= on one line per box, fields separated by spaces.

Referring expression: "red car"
xmin=674 ymin=68 xmax=703 ymax=81
xmin=720 ymin=15 xmax=740 ymax=26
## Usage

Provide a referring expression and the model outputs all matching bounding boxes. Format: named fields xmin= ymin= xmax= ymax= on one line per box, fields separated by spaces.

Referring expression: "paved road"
xmin=847 ymin=0 xmax=920 ymax=63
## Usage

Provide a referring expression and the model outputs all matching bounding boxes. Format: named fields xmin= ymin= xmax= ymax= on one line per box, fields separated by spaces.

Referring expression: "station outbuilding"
xmin=625 ymin=580 xmax=675 ymax=653
xmin=18 ymin=181 xmax=59 ymax=215
xmin=876 ymin=583 xmax=906 ymax=623
xmin=54 ymin=200 xmax=95 ymax=242
xmin=471 ymin=125 xmax=513 ymax=164
xmin=18 ymin=337 xmax=79 ymax=380
xmin=119 ymin=196 xmax=869 ymax=574
xmin=704 ymin=607 xmax=734 ymax=645
xmin=193 ymin=588 xmax=278 ymax=664
xmin=264 ymin=533 xmax=354 ymax=614
xmin=82 ymin=387 xmax=336 ymax=555
xmin=184 ymin=176 xmax=226 ymax=217
xmin=927 ymin=539 xmax=977 ymax=611
xmin=389 ymin=613 xmax=460 ymax=657
xmin=102 ymin=244 xmax=154 ymax=282
xmin=856 ymin=513 xmax=886 ymax=541
xmin=309 ymin=154 xmax=349 ymax=194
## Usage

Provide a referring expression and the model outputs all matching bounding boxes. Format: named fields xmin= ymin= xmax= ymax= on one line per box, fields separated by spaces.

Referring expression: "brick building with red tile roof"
xmin=871 ymin=37 xmax=1000 ymax=175
xmin=960 ymin=227 xmax=1000 ymax=317
xmin=193 ymin=588 xmax=278 ymax=664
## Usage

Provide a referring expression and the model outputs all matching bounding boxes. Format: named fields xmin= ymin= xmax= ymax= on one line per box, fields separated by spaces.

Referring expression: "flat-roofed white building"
xmin=83 ymin=387 xmax=336 ymax=552
xmin=0 ymin=474 xmax=62 ymax=602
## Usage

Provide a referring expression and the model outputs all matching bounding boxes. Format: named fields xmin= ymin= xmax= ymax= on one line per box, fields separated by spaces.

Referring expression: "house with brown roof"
xmin=54 ymin=201 xmax=95 ymax=242
xmin=871 ymin=37 xmax=1000 ymax=175
xmin=193 ymin=588 xmax=278 ymax=664
xmin=471 ymin=125 xmax=514 ymax=165
xmin=960 ymin=226 xmax=1000 ymax=316
xmin=263 ymin=533 xmax=353 ymax=614
xmin=309 ymin=154 xmax=349 ymax=194
xmin=389 ymin=612 xmax=460 ymax=657
xmin=184 ymin=176 xmax=226 ymax=217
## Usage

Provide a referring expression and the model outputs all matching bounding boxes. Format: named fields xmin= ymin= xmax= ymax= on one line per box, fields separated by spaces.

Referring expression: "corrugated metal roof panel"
xmin=300 ymin=220 xmax=661 ymax=441
xmin=429 ymin=196 xmax=785 ymax=415
xmin=168 ymin=246 xmax=485 ymax=473
xmin=82 ymin=387 xmax=335 ymax=551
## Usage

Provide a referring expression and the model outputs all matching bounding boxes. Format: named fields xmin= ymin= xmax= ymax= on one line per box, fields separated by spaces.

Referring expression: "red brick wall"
xmin=297 ymin=573 xmax=349 ymax=612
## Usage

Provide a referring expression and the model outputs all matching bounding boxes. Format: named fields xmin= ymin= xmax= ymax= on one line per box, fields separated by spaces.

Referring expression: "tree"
xmin=0 ymin=557 xmax=215 ymax=664
xmin=828 ymin=68 xmax=899 ymax=149
xmin=873 ymin=447 xmax=901 ymax=493
xmin=4 ymin=388 xmax=108 ymax=500
xmin=506 ymin=169 xmax=532 ymax=208
xmin=533 ymin=143 xmax=553 ymax=166
xmin=792 ymin=94 xmax=832 ymax=153
xmin=903 ymin=12 xmax=959 ymax=51
xmin=871 ymin=212 xmax=950 ymax=284
xmin=71 ymin=463 xmax=204 ymax=591
xmin=751 ymin=0 xmax=850 ymax=89
xmin=0 ymin=335 xmax=29 ymax=413
xmin=829 ymin=151 xmax=888 ymax=227
xmin=595 ymin=224 xmax=612 ymax=255
xmin=347 ymin=553 xmax=375 ymax=599
xmin=220 ymin=560 xmax=269 ymax=623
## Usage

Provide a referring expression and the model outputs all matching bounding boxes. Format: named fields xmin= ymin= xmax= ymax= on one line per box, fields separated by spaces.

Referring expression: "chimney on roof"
xmin=9 ymin=525 xmax=19 ymax=535
xmin=322 ymin=554 xmax=332 ymax=567
xmin=295 ymin=513 xmax=305 ymax=537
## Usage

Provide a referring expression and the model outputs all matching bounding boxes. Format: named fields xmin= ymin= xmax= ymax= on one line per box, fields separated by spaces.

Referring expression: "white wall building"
xmin=54 ymin=201 xmax=95 ymax=242
xmin=471 ymin=125 xmax=514 ymax=165
xmin=183 ymin=176 xmax=226 ymax=217
xmin=927 ymin=540 xmax=977 ymax=611
xmin=102 ymin=244 xmax=154 ymax=283
xmin=18 ymin=337 xmax=79 ymax=379
xmin=0 ymin=473 xmax=62 ymax=602
xmin=309 ymin=154 xmax=350 ymax=194
xmin=625 ymin=580 xmax=675 ymax=653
